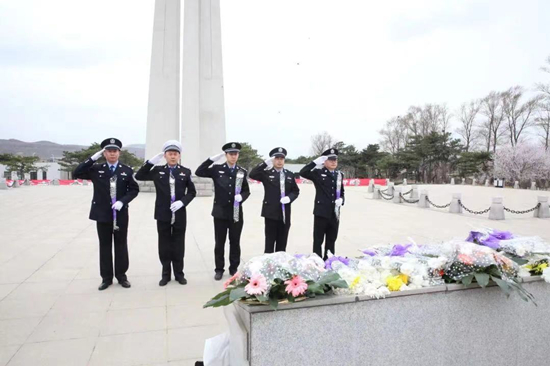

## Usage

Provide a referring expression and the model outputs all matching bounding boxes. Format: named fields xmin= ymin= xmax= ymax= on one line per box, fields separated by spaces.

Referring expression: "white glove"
xmin=234 ymin=194 xmax=243 ymax=203
xmin=280 ymin=196 xmax=291 ymax=204
xmin=91 ymin=149 xmax=105 ymax=161
xmin=313 ymin=156 xmax=328 ymax=166
xmin=111 ymin=201 xmax=123 ymax=211
xmin=209 ymin=152 xmax=225 ymax=162
xmin=264 ymin=157 xmax=274 ymax=169
xmin=148 ymin=152 xmax=164 ymax=165
xmin=170 ymin=200 xmax=184 ymax=212
xmin=335 ymin=198 xmax=343 ymax=207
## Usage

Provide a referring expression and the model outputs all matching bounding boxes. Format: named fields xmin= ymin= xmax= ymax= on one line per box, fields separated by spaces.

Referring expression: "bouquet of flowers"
xmin=204 ymin=252 xmax=348 ymax=310
xmin=443 ymin=240 xmax=535 ymax=304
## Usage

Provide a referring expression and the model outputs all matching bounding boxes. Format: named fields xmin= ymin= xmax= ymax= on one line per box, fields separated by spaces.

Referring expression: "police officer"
xmin=249 ymin=147 xmax=300 ymax=253
xmin=135 ymin=140 xmax=196 ymax=286
xmin=299 ymin=148 xmax=345 ymax=260
xmin=73 ymin=138 xmax=139 ymax=290
xmin=195 ymin=142 xmax=250 ymax=281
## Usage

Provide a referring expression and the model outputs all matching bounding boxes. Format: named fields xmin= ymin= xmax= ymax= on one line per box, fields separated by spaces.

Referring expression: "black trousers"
xmin=313 ymin=214 xmax=340 ymax=260
xmin=157 ymin=219 xmax=186 ymax=280
xmin=264 ymin=218 xmax=291 ymax=253
xmin=214 ymin=218 xmax=243 ymax=274
xmin=96 ymin=221 xmax=129 ymax=283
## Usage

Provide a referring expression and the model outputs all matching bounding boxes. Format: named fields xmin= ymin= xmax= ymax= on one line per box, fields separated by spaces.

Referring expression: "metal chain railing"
xmin=378 ymin=191 xmax=394 ymax=201
xmin=426 ymin=196 xmax=451 ymax=209
xmin=399 ymin=193 xmax=419 ymax=204
xmin=401 ymin=189 xmax=413 ymax=196
xmin=458 ymin=200 xmax=491 ymax=215
xmin=504 ymin=203 xmax=541 ymax=214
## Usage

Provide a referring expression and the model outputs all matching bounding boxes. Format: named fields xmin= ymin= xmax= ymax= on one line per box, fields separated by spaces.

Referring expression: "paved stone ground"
xmin=0 ymin=183 xmax=548 ymax=365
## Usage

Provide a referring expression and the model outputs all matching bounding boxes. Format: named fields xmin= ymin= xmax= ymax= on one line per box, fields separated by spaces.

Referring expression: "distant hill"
xmin=0 ymin=139 xmax=145 ymax=160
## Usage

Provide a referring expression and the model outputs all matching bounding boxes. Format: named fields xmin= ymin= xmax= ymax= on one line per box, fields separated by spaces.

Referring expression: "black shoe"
xmin=214 ymin=272 xmax=223 ymax=281
xmin=98 ymin=281 xmax=112 ymax=291
xmin=119 ymin=280 xmax=131 ymax=288
xmin=159 ymin=278 xmax=170 ymax=286
xmin=176 ymin=277 xmax=187 ymax=285
xmin=229 ymin=270 xmax=237 ymax=276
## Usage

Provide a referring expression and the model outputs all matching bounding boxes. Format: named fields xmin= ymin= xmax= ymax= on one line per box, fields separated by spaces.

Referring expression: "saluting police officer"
xmin=195 ymin=142 xmax=251 ymax=281
xmin=73 ymin=138 xmax=139 ymax=290
xmin=299 ymin=148 xmax=345 ymax=260
xmin=249 ymin=147 xmax=300 ymax=253
xmin=135 ymin=140 xmax=196 ymax=286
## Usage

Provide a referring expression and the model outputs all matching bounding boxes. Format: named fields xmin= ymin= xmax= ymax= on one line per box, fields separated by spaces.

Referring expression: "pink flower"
xmin=223 ymin=272 xmax=240 ymax=289
xmin=244 ymin=274 xmax=268 ymax=296
xmin=284 ymin=275 xmax=308 ymax=297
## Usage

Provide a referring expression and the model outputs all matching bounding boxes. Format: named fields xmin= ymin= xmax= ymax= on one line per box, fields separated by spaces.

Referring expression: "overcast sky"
xmin=1 ymin=0 xmax=549 ymax=158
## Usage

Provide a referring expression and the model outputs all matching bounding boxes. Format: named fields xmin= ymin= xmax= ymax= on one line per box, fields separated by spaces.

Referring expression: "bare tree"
xmin=310 ymin=131 xmax=336 ymax=156
xmin=502 ymin=86 xmax=541 ymax=146
xmin=536 ymin=101 xmax=550 ymax=150
xmin=479 ymin=91 xmax=506 ymax=152
xmin=536 ymin=55 xmax=550 ymax=99
xmin=378 ymin=117 xmax=408 ymax=154
xmin=456 ymin=99 xmax=481 ymax=152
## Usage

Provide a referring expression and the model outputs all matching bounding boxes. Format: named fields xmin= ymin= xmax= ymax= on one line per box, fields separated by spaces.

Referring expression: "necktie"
xmin=110 ymin=165 xmax=115 ymax=176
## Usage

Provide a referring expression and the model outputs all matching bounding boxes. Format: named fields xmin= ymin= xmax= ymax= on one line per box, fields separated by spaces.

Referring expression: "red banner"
xmin=5 ymin=179 xmax=90 ymax=186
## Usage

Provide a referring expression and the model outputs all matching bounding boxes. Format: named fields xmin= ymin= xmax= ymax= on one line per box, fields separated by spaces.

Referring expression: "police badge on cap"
xmin=321 ymin=148 xmax=339 ymax=160
xmin=101 ymin=138 xmax=122 ymax=150
xmin=269 ymin=147 xmax=287 ymax=158
xmin=222 ymin=142 xmax=242 ymax=153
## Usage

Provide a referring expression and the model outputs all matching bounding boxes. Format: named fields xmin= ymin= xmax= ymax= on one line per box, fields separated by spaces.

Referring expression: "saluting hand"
xmin=148 ymin=152 xmax=164 ymax=165
xmin=91 ymin=148 xmax=105 ymax=161
xmin=209 ymin=153 xmax=225 ymax=162
xmin=313 ymin=156 xmax=328 ymax=166
xmin=264 ymin=157 xmax=274 ymax=169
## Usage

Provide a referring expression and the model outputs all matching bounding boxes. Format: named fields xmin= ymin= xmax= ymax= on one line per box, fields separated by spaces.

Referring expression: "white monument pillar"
xmin=181 ymin=0 xmax=227 ymax=171
xmin=145 ymin=0 xmax=181 ymax=160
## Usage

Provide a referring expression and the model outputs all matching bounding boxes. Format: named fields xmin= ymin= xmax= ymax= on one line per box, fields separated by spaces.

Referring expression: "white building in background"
xmin=0 ymin=162 xmax=68 ymax=180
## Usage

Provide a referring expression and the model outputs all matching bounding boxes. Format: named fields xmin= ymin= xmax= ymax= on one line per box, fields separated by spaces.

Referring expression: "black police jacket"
xmin=73 ymin=159 xmax=139 ymax=223
xmin=299 ymin=162 xmax=345 ymax=219
xmin=135 ymin=162 xmax=196 ymax=222
xmin=195 ymin=159 xmax=251 ymax=221
xmin=249 ymin=162 xmax=300 ymax=222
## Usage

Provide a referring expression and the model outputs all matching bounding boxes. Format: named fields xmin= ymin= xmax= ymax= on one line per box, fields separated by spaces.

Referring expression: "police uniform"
xmin=249 ymin=147 xmax=300 ymax=253
xmin=135 ymin=140 xmax=196 ymax=285
xmin=299 ymin=148 xmax=345 ymax=260
xmin=73 ymin=138 xmax=139 ymax=289
xmin=195 ymin=142 xmax=250 ymax=279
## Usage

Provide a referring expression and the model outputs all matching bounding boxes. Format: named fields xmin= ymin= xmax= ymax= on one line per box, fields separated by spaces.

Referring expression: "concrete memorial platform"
xmin=227 ymin=278 xmax=549 ymax=366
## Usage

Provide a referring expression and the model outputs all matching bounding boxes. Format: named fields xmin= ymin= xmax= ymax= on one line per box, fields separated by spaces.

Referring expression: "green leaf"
xmin=462 ymin=274 xmax=474 ymax=286
xmin=327 ymin=279 xmax=349 ymax=289
xmin=204 ymin=293 xmax=232 ymax=308
xmin=474 ymin=272 xmax=490 ymax=287
xmin=229 ymin=287 xmax=248 ymax=302
xmin=287 ymin=295 xmax=296 ymax=303
xmin=256 ymin=295 xmax=269 ymax=302
xmin=317 ymin=272 xmax=341 ymax=286
xmin=307 ymin=283 xmax=325 ymax=294
xmin=492 ymin=277 xmax=512 ymax=297
xmin=268 ymin=296 xmax=279 ymax=310
xmin=505 ymin=254 xmax=529 ymax=266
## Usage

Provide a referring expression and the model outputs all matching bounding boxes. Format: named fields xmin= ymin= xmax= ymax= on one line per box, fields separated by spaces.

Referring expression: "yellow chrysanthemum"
xmin=350 ymin=276 xmax=361 ymax=289
xmin=399 ymin=273 xmax=409 ymax=284
xmin=386 ymin=275 xmax=404 ymax=292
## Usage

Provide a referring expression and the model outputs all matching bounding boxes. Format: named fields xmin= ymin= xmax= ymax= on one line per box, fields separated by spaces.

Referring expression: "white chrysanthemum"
xmin=542 ymin=268 xmax=550 ymax=283
xmin=400 ymin=262 xmax=415 ymax=276
xmin=518 ymin=266 xmax=531 ymax=278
